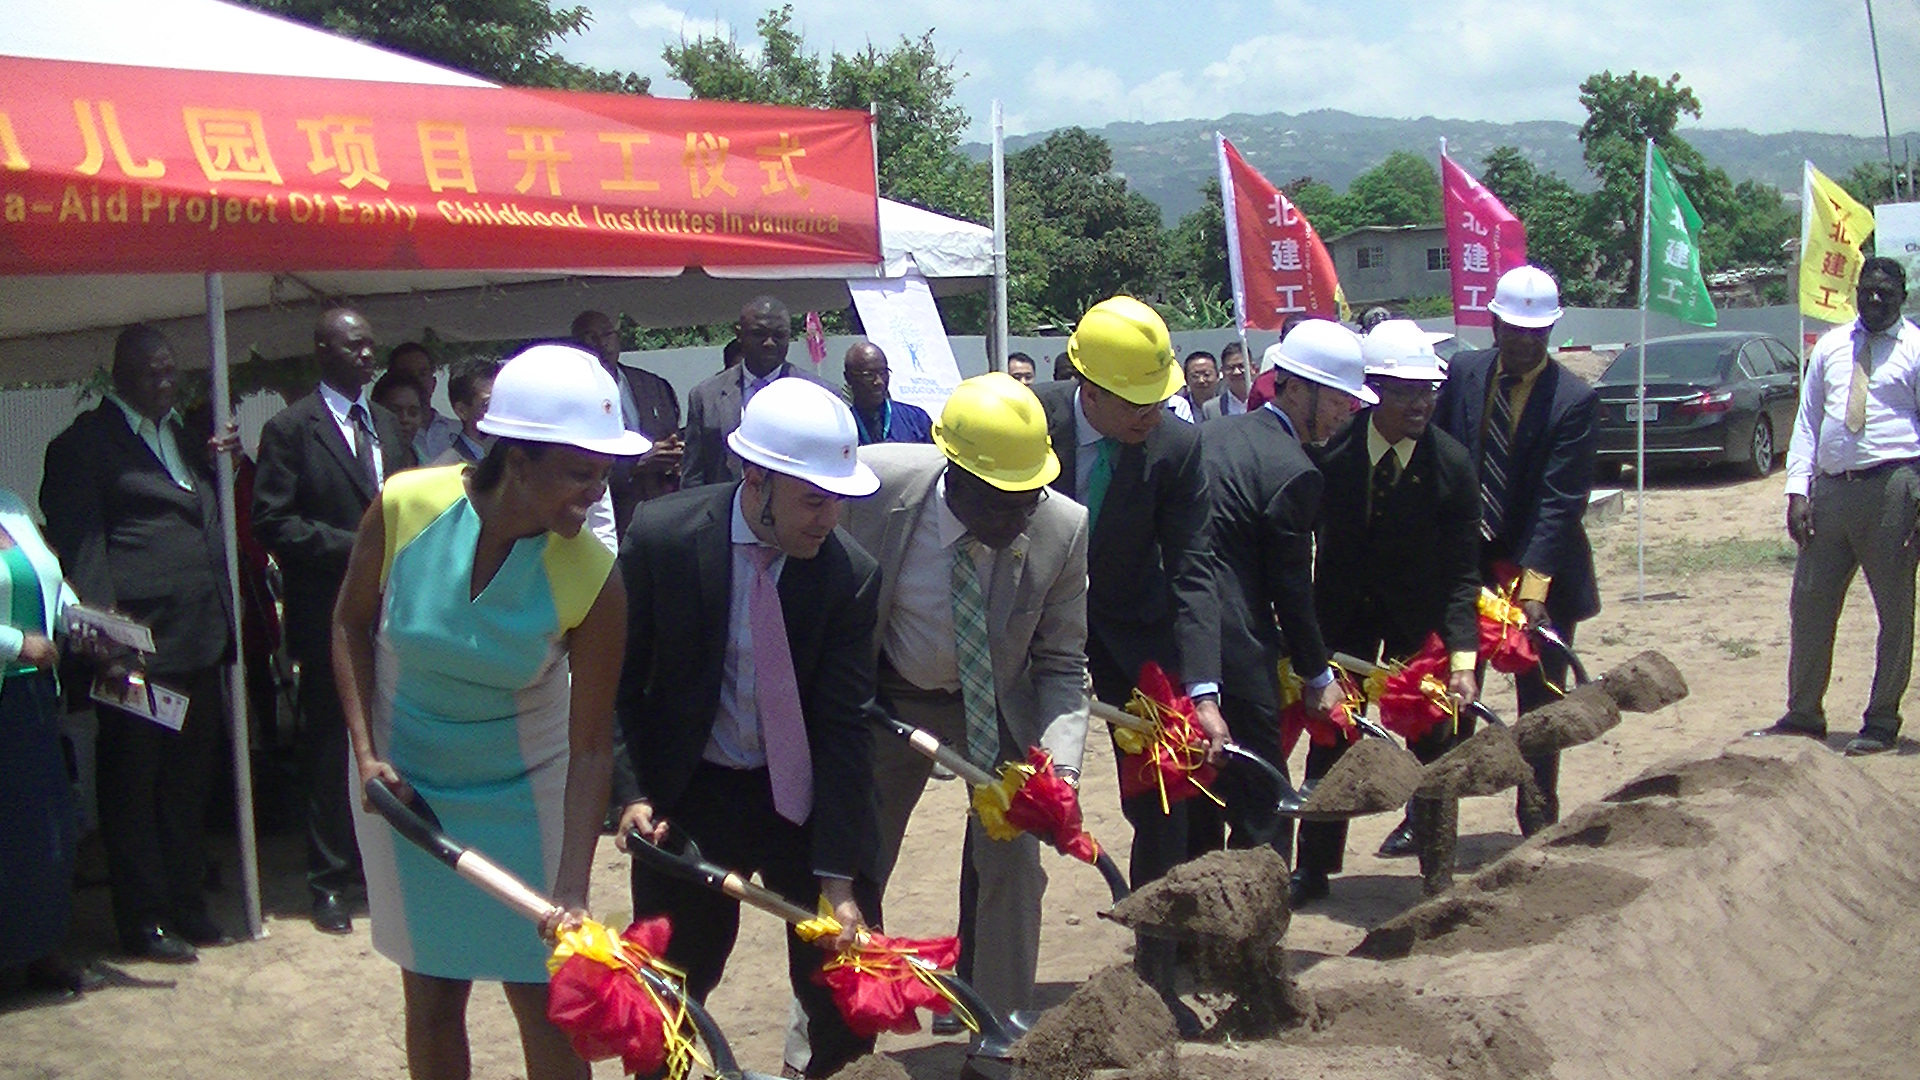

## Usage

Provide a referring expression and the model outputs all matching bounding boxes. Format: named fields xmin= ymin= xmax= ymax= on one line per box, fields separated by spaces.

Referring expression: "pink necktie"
xmin=749 ymin=545 xmax=812 ymax=824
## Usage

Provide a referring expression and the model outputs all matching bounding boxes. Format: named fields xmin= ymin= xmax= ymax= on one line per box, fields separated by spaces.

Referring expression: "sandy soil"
xmin=6 ymin=460 xmax=1917 ymax=1080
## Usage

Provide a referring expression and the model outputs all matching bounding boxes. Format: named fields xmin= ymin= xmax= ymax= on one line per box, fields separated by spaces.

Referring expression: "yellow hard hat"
xmin=1067 ymin=295 xmax=1183 ymax=405
xmin=932 ymin=372 xmax=1061 ymax=492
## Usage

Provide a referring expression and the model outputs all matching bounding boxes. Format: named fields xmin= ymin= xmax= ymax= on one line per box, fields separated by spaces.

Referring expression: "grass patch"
xmin=1614 ymin=537 xmax=1796 ymax=578
xmin=1704 ymin=634 xmax=1761 ymax=659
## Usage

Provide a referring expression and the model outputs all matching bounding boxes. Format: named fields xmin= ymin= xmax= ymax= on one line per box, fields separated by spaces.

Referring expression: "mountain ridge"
xmin=963 ymin=110 xmax=1917 ymax=221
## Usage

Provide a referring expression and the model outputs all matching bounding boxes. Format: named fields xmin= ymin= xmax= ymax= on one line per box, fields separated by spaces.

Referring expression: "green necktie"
xmin=1084 ymin=438 xmax=1118 ymax=526
xmin=951 ymin=539 xmax=998 ymax=770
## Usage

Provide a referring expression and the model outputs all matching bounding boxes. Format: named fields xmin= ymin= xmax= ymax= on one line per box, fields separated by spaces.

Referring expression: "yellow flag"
xmin=1800 ymin=162 xmax=1875 ymax=323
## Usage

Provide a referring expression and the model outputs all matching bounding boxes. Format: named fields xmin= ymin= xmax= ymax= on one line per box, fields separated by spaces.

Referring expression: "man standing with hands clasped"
xmin=612 ymin=378 xmax=883 ymax=1079
xmin=1753 ymin=258 xmax=1920 ymax=756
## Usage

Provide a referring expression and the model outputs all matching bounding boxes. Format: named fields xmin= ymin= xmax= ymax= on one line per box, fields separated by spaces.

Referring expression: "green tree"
xmin=239 ymin=0 xmax=648 ymax=92
xmin=1167 ymin=177 xmax=1228 ymax=300
xmin=1718 ymin=180 xmax=1795 ymax=268
xmin=1002 ymin=128 xmax=1164 ymax=328
xmin=1478 ymin=145 xmax=1602 ymax=304
xmin=1283 ymin=177 xmax=1357 ymax=239
xmin=1346 ymin=151 xmax=1442 ymax=227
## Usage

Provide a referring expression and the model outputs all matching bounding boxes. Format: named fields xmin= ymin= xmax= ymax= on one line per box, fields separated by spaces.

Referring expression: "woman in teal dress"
xmin=336 ymin=344 xmax=649 ymax=1080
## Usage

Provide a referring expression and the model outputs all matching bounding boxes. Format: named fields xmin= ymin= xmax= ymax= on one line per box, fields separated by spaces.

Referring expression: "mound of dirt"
xmin=828 ymin=1054 xmax=913 ymax=1080
xmin=1511 ymin=683 xmax=1621 ymax=755
xmin=1106 ymin=847 xmax=1289 ymax=945
xmin=1413 ymin=722 xmax=1531 ymax=800
xmin=1231 ymin=740 xmax=1920 ymax=1080
xmin=1012 ymin=964 xmax=1178 ymax=1080
xmin=1597 ymin=650 xmax=1689 ymax=712
xmin=1300 ymin=737 xmax=1422 ymax=816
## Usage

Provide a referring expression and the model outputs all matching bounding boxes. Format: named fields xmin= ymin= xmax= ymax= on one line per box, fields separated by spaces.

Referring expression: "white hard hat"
xmin=727 ymin=378 xmax=880 ymax=497
xmin=1486 ymin=265 xmax=1563 ymax=328
xmin=1263 ymin=320 xmax=1378 ymax=405
xmin=1361 ymin=319 xmax=1449 ymax=381
xmin=478 ymin=343 xmax=653 ymax=456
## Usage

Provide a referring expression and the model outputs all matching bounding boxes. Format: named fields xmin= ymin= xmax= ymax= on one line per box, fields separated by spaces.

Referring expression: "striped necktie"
xmin=1479 ymin=374 xmax=1520 ymax=543
xmin=950 ymin=538 xmax=998 ymax=770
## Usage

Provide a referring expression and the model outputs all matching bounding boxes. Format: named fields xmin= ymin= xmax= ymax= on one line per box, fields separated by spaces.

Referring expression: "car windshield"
xmin=1600 ymin=340 xmax=1733 ymax=384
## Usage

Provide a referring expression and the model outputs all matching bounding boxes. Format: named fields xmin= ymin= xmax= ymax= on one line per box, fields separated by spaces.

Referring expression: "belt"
xmin=1827 ymin=457 xmax=1920 ymax=481
xmin=876 ymin=658 xmax=962 ymax=705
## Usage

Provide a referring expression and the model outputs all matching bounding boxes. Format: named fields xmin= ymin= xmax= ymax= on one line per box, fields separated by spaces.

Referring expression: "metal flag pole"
xmin=1636 ymin=139 xmax=1652 ymax=603
xmin=1215 ymin=132 xmax=1251 ymax=361
xmin=1865 ymin=0 xmax=1898 ymax=196
xmin=205 ymin=271 xmax=263 ymax=939
xmin=991 ymin=99 xmax=1009 ymax=374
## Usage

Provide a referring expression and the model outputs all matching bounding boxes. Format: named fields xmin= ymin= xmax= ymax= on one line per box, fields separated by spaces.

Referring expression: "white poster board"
xmin=848 ymin=274 xmax=963 ymax=413
xmin=1877 ymin=202 xmax=1920 ymax=308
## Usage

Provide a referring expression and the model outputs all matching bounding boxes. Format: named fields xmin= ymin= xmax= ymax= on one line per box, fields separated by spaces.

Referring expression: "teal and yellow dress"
xmin=349 ymin=467 xmax=613 ymax=983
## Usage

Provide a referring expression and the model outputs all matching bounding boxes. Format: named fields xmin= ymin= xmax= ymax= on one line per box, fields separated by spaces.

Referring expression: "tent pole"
xmin=991 ymin=99 xmax=1009 ymax=373
xmin=206 ymin=272 xmax=263 ymax=940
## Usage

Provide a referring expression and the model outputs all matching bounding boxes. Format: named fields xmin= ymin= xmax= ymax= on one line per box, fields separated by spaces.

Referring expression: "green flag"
xmin=1643 ymin=143 xmax=1717 ymax=327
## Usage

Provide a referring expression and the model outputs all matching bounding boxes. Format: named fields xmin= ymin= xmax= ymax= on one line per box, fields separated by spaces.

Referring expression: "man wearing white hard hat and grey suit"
xmin=611 ymin=378 xmax=884 ymax=1078
xmin=1202 ymin=320 xmax=1372 ymax=908
xmin=1433 ymin=265 xmax=1600 ymax=836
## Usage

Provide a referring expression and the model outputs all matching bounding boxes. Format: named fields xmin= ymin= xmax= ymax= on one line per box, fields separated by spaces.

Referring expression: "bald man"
xmin=842 ymin=342 xmax=933 ymax=446
xmin=573 ymin=310 xmax=684 ymax=534
xmin=680 ymin=296 xmax=834 ymax=486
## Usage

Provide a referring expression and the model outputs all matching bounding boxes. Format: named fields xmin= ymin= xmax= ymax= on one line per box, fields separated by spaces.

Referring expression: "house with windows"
xmin=1323 ymin=224 xmax=1450 ymax=307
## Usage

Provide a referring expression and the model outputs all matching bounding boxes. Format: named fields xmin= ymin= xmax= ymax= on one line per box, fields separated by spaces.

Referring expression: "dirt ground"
xmin=6 ymin=459 xmax=1917 ymax=1080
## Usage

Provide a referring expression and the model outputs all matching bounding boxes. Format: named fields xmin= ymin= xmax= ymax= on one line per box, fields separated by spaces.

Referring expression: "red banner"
xmin=1441 ymin=152 xmax=1526 ymax=327
xmin=0 ymin=57 xmax=880 ymax=275
xmin=1217 ymin=134 xmax=1344 ymax=330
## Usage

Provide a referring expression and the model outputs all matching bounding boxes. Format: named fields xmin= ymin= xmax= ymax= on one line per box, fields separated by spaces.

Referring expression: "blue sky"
xmin=561 ymin=0 xmax=1919 ymax=142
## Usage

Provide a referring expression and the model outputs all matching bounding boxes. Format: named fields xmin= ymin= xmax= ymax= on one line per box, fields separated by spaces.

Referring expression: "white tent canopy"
xmin=0 ymin=0 xmax=994 ymax=384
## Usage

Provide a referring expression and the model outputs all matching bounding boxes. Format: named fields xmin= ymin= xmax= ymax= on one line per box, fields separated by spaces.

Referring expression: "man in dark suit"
xmin=1203 ymin=320 xmax=1372 ymax=908
xmin=573 ymin=309 xmax=684 ymax=533
xmin=41 ymin=324 xmax=235 ymax=963
xmin=1035 ymin=295 xmax=1222 ymax=1026
xmin=1297 ymin=320 xmax=1482 ymax=898
xmin=612 ymin=377 xmax=883 ymax=1079
xmin=1433 ymin=266 xmax=1599 ymax=835
xmin=680 ymin=296 xmax=835 ymax=486
xmin=252 ymin=307 xmax=415 ymax=934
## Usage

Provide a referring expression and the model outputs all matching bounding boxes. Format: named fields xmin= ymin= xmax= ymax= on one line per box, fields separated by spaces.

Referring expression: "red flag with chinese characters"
xmin=1440 ymin=150 xmax=1527 ymax=328
xmin=1217 ymin=133 xmax=1345 ymax=329
xmin=0 ymin=57 xmax=879 ymax=275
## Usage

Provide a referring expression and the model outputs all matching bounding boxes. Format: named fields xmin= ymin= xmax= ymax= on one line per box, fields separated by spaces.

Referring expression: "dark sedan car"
xmin=1593 ymin=331 xmax=1801 ymax=480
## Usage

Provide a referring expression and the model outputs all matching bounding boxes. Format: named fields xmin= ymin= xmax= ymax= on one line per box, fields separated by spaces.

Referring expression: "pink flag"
xmin=1441 ymin=151 xmax=1527 ymax=327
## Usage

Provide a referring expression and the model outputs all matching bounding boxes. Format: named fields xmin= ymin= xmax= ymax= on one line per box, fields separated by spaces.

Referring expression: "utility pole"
xmin=1866 ymin=0 xmax=1898 ymax=198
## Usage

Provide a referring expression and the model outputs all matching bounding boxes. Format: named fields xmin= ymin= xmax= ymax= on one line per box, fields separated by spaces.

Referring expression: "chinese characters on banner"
xmin=1800 ymin=161 xmax=1875 ymax=325
xmin=1216 ymin=133 xmax=1346 ymax=330
xmin=1440 ymin=151 xmax=1527 ymax=327
xmin=1643 ymin=143 xmax=1716 ymax=327
xmin=0 ymin=57 xmax=881 ymax=274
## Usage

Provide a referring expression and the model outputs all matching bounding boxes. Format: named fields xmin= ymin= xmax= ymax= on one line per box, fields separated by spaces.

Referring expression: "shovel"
xmin=876 ymin=715 xmax=1131 ymax=903
xmin=624 ymin=824 xmax=1023 ymax=1062
xmin=362 ymin=778 xmax=775 ymax=1080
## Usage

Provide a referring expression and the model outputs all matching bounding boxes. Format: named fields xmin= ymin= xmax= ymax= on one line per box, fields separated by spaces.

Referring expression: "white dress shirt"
xmin=883 ymin=478 xmax=991 ymax=692
xmin=1217 ymin=388 xmax=1248 ymax=417
xmin=704 ymin=487 xmax=788 ymax=769
xmin=317 ymin=381 xmax=385 ymax=485
xmin=1786 ymin=318 xmax=1920 ymax=497
xmin=106 ymin=393 xmax=193 ymax=490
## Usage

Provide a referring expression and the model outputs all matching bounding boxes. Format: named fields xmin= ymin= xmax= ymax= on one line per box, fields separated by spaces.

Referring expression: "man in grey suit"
xmin=840 ymin=373 xmax=1090 ymax=1024
xmin=680 ymin=296 xmax=834 ymax=487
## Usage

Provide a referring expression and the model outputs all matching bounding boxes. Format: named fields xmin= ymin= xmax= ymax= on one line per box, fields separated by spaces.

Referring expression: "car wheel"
xmin=1594 ymin=460 xmax=1624 ymax=483
xmin=1738 ymin=416 xmax=1774 ymax=479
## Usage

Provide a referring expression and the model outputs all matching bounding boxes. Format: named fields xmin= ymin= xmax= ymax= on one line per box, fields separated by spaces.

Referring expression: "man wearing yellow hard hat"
xmin=839 ymin=372 xmax=1090 ymax=1033
xmin=1034 ymin=295 xmax=1224 ymax=1030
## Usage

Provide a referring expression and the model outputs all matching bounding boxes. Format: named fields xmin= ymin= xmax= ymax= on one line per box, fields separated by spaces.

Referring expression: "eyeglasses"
xmin=1374 ymin=380 xmax=1441 ymax=400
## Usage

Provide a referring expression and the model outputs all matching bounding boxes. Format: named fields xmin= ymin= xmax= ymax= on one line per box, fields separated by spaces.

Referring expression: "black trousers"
xmin=1086 ymin=635 xmax=1191 ymax=891
xmin=1503 ymin=624 xmax=1572 ymax=834
xmin=1189 ymin=693 xmax=1294 ymax=865
xmin=96 ymin=665 xmax=223 ymax=943
xmin=629 ymin=762 xmax=876 ymax=1079
xmin=298 ymin=655 xmax=361 ymax=901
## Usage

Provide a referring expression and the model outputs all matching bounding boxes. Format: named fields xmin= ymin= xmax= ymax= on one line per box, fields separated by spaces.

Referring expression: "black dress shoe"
xmin=1376 ymin=817 xmax=1417 ymax=858
xmin=25 ymin=953 xmax=106 ymax=993
xmin=1745 ymin=719 xmax=1827 ymax=741
xmin=124 ymin=925 xmax=198 ymax=964
xmin=174 ymin=913 xmax=234 ymax=947
xmin=930 ymin=1013 xmax=966 ymax=1036
xmin=1845 ymin=732 xmax=1896 ymax=756
xmin=1288 ymin=870 xmax=1330 ymax=909
xmin=311 ymin=893 xmax=353 ymax=935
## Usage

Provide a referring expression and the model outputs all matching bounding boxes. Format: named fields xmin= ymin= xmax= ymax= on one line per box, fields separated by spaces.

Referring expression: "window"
xmin=1356 ymin=245 xmax=1386 ymax=270
xmin=1427 ymin=247 xmax=1450 ymax=271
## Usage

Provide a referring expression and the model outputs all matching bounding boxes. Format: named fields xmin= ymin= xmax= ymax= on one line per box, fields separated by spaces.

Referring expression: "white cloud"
xmin=624 ymin=2 xmax=731 ymax=43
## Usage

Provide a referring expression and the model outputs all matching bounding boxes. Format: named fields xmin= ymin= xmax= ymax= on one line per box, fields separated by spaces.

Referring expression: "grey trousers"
xmin=1786 ymin=464 xmax=1920 ymax=735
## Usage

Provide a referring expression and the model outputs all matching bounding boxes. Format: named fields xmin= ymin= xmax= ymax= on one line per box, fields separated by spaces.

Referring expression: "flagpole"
xmin=991 ymin=99 xmax=1008 ymax=373
xmin=1636 ymin=138 xmax=1652 ymax=604
xmin=1216 ymin=132 xmax=1251 ymax=347
xmin=1798 ymin=161 xmax=1813 ymax=373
